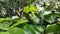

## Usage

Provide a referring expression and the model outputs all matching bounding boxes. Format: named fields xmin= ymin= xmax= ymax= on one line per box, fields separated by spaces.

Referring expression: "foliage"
xmin=0 ymin=0 xmax=60 ymax=34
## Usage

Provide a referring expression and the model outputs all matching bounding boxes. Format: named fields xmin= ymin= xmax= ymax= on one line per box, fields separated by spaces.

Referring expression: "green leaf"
xmin=30 ymin=15 xmax=40 ymax=24
xmin=24 ymin=5 xmax=38 ymax=14
xmin=44 ymin=15 xmax=55 ymax=23
xmin=46 ymin=24 xmax=57 ymax=33
xmin=45 ymin=24 xmax=60 ymax=34
xmin=11 ymin=19 xmax=28 ymax=27
xmin=23 ymin=24 xmax=36 ymax=34
xmin=12 ymin=16 xmax=19 ymax=20
xmin=30 ymin=5 xmax=38 ymax=12
xmin=45 ymin=2 xmax=56 ymax=11
xmin=57 ymin=18 xmax=60 ymax=21
xmin=0 ymin=18 xmax=11 ymax=23
xmin=57 ymin=22 xmax=60 ymax=24
xmin=0 ymin=20 xmax=12 ymax=30
xmin=56 ymin=6 xmax=60 ymax=11
xmin=34 ymin=25 xmax=44 ymax=32
xmin=0 ymin=32 xmax=9 ymax=34
xmin=8 ymin=27 xmax=25 ymax=34
xmin=24 ymin=6 xmax=30 ymax=14
xmin=35 ymin=31 xmax=41 ymax=34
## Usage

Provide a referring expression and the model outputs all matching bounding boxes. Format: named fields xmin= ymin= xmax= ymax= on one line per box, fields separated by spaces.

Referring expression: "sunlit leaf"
xmin=0 ymin=18 xmax=11 ymax=23
xmin=0 ymin=32 xmax=9 ymax=34
xmin=24 ymin=5 xmax=38 ymax=14
xmin=24 ymin=6 xmax=30 ymax=14
xmin=11 ymin=19 xmax=28 ymax=27
xmin=30 ymin=5 xmax=38 ymax=12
